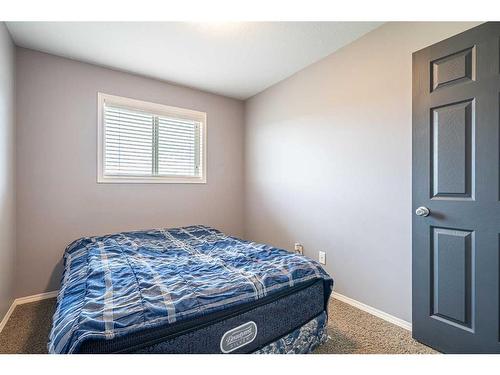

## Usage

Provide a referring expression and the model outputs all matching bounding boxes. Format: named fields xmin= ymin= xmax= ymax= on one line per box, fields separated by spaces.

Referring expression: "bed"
xmin=48 ymin=225 xmax=333 ymax=354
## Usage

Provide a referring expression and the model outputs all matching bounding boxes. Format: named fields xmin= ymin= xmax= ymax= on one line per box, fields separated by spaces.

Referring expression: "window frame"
xmin=97 ymin=92 xmax=207 ymax=184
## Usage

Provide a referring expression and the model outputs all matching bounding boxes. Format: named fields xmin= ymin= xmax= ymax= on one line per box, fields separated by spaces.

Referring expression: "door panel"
xmin=413 ymin=22 xmax=500 ymax=353
xmin=431 ymin=99 xmax=475 ymax=199
xmin=431 ymin=46 xmax=476 ymax=91
xmin=431 ymin=227 xmax=474 ymax=330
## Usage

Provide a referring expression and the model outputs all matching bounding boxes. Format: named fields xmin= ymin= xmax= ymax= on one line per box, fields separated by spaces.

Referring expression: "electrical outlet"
xmin=319 ymin=251 xmax=326 ymax=265
xmin=294 ymin=243 xmax=303 ymax=255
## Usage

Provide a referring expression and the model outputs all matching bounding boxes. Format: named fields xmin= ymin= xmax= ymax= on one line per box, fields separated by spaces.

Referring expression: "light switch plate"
xmin=319 ymin=251 xmax=326 ymax=265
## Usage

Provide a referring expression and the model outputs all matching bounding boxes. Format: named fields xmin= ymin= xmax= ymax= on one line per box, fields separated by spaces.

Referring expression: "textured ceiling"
xmin=6 ymin=22 xmax=383 ymax=99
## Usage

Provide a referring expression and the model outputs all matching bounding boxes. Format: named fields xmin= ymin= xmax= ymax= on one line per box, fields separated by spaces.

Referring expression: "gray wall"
xmin=244 ymin=22 xmax=481 ymax=322
xmin=0 ymin=23 xmax=15 ymax=318
xmin=15 ymin=48 xmax=245 ymax=298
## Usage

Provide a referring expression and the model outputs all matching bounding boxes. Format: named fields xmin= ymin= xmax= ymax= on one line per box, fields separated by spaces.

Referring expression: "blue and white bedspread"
xmin=48 ymin=225 xmax=333 ymax=354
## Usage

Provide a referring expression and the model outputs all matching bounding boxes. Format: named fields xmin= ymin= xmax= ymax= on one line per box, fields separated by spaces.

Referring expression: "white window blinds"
xmin=104 ymin=105 xmax=154 ymax=176
xmin=98 ymin=93 xmax=206 ymax=183
xmin=157 ymin=116 xmax=200 ymax=177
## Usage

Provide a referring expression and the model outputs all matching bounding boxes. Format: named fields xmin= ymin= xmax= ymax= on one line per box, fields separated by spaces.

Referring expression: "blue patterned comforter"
xmin=48 ymin=225 xmax=333 ymax=354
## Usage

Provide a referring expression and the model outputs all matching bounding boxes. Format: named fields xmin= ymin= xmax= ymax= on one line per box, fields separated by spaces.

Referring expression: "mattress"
xmin=81 ymin=279 xmax=325 ymax=353
xmin=48 ymin=225 xmax=333 ymax=354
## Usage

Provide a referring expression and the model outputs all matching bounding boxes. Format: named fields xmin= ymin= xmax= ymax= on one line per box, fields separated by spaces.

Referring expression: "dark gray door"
xmin=413 ymin=22 xmax=500 ymax=353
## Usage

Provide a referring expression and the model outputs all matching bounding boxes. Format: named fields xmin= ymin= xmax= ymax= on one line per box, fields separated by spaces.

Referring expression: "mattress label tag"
xmin=220 ymin=321 xmax=258 ymax=353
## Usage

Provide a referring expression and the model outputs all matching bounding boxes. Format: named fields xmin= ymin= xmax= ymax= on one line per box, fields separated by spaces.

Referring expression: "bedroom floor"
xmin=0 ymin=298 xmax=436 ymax=354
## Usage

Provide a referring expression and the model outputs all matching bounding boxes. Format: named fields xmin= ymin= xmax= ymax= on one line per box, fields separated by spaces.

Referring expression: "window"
xmin=97 ymin=93 xmax=206 ymax=183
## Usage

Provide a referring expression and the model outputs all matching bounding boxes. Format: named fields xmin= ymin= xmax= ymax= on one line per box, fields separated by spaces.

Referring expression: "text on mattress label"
xmin=220 ymin=321 xmax=258 ymax=353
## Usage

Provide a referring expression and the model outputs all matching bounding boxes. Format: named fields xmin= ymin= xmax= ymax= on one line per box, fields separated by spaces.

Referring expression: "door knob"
xmin=415 ymin=206 xmax=430 ymax=217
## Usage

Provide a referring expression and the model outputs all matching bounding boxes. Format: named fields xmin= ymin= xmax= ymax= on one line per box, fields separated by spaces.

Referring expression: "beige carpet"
xmin=316 ymin=299 xmax=436 ymax=354
xmin=0 ymin=297 xmax=436 ymax=354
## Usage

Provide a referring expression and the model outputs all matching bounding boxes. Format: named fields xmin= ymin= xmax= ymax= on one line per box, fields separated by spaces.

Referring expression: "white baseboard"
xmin=0 ymin=290 xmax=58 ymax=333
xmin=2 ymin=289 xmax=412 ymax=334
xmin=13 ymin=290 xmax=59 ymax=305
xmin=332 ymin=291 xmax=412 ymax=331
xmin=0 ymin=301 xmax=17 ymax=333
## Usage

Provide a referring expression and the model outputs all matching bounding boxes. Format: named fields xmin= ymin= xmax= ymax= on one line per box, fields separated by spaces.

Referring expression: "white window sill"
xmin=97 ymin=175 xmax=207 ymax=184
